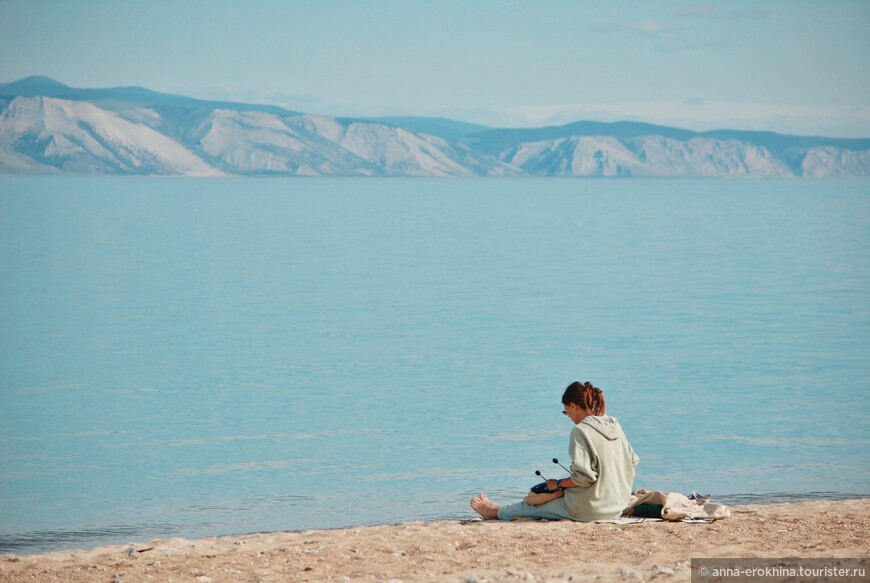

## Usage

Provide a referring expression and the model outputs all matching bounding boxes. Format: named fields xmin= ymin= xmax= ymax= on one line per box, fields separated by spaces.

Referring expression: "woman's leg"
xmin=497 ymin=496 xmax=577 ymax=521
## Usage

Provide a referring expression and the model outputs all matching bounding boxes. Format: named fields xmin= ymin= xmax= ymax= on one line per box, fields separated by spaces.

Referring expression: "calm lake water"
xmin=1 ymin=176 xmax=868 ymax=553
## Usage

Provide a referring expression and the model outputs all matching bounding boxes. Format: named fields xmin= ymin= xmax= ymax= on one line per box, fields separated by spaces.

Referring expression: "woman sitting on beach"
xmin=470 ymin=381 xmax=639 ymax=522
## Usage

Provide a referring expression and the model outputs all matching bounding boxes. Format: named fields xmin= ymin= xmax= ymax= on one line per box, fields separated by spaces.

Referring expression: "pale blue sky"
xmin=1 ymin=0 xmax=868 ymax=136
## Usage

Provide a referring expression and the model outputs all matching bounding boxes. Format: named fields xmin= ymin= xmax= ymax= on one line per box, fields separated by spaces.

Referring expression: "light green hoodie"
xmin=563 ymin=415 xmax=639 ymax=521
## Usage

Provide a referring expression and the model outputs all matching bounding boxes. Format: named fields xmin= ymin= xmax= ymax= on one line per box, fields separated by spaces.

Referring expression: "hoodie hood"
xmin=579 ymin=415 xmax=622 ymax=440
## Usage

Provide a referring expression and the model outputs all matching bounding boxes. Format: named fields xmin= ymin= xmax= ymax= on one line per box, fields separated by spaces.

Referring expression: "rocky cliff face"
xmin=1 ymin=78 xmax=868 ymax=178
xmin=0 ymin=96 xmax=505 ymax=177
xmin=494 ymin=135 xmax=794 ymax=177
xmin=799 ymin=147 xmax=870 ymax=177
xmin=462 ymin=121 xmax=870 ymax=178
xmin=0 ymin=96 xmax=223 ymax=176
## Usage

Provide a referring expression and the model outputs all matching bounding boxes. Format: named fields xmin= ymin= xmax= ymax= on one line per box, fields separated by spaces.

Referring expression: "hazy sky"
xmin=1 ymin=0 xmax=868 ymax=136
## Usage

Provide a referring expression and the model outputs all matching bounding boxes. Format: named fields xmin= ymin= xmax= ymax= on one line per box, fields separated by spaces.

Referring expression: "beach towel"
xmin=623 ymin=490 xmax=730 ymax=520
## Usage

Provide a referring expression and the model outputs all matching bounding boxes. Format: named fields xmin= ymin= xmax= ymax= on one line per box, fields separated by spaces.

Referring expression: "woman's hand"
xmin=548 ymin=477 xmax=576 ymax=491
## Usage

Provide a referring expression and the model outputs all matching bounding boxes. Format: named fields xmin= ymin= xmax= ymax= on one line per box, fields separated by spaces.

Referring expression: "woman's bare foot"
xmin=470 ymin=492 xmax=500 ymax=520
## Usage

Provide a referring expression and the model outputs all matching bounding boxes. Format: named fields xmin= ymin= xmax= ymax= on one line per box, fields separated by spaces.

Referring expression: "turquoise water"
xmin=1 ymin=176 xmax=868 ymax=553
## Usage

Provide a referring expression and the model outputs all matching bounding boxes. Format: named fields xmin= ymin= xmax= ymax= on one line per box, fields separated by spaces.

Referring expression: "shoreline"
xmin=2 ymin=498 xmax=868 ymax=582
xmin=5 ymin=493 xmax=868 ymax=557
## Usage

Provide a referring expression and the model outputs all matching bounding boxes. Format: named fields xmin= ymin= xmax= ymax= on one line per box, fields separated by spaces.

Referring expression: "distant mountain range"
xmin=2 ymin=76 xmax=868 ymax=178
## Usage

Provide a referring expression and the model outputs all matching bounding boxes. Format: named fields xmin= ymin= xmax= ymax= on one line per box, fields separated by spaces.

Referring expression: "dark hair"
xmin=562 ymin=381 xmax=606 ymax=416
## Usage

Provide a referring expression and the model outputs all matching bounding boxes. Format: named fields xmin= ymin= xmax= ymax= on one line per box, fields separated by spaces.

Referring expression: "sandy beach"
xmin=1 ymin=498 xmax=867 ymax=582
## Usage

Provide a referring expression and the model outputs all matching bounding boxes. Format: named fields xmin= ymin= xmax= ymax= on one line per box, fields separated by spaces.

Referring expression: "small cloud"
xmin=594 ymin=15 xmax=727 ymax=53
xmin=683 ymin=97 xmax=705 ymax=107
xmin=630 ymin=20 xmax=670 ymax=34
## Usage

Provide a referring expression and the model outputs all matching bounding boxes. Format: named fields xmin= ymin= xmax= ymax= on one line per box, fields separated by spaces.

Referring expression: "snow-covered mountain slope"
xmin=0 ymin=94 xmax=511 ymax=177
xmin=192 ymin=111 xmax=378 ymax=176
xmin=499 ymin=136 xmax=792 ymax=177
xmin=0 ymin=146 xmax=60 ymax=174
xmin=286 ymin=115 xmax=515 ymax=176
xmin=462 ymin=122 xmax=870 ymax=178
xmin=192 ymin=111 xmax=513 ymax=177
xmin=0 ymin=97 xmax=223 ymax=176
xmin=1 ymin=77 xmax=868 ymax=178
xmin=800 ymin=147 xmax=870 ymax=177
